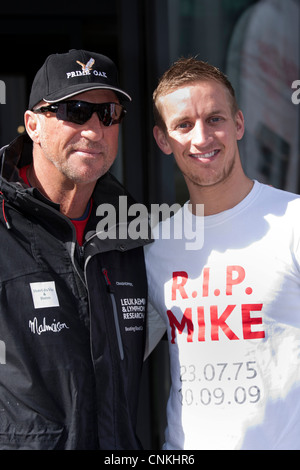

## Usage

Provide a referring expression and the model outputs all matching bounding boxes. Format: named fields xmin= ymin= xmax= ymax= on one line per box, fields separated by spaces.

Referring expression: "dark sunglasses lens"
xmin=55 ymin=101 xmax=125 ymax=126
xmin=56 ymin=102 xmax=93 ymax=124
xmin=97 ymin=103 xmax=125 ymax=127
xmin=97 ymin=104 xmax=113 ymax=127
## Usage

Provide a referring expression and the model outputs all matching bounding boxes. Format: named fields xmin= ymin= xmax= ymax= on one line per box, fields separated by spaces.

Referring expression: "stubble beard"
xmin=182 ymin=154 xmax=236 ymax=190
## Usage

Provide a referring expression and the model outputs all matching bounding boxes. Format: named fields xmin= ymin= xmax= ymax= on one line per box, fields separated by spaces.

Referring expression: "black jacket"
xmin=0 ymin=134 xmax=151 ymax=449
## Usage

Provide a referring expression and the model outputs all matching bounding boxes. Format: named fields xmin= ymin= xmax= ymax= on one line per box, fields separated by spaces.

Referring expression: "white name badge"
xmin=30 ymin=281 xmax=60 ymax=309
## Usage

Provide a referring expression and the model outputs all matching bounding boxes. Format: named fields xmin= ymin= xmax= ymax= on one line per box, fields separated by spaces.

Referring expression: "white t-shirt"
xmin=145 ymin=181 xmax=300 ymax=450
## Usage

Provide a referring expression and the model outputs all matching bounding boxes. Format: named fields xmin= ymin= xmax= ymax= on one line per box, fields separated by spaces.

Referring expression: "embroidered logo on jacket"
xmin=121 ymin=297 xmax=146 ymax=320
xmin=29 ymin=317 xmax=69 ymax=335
xmin=121 ymin=297 xmax=146 ymax=333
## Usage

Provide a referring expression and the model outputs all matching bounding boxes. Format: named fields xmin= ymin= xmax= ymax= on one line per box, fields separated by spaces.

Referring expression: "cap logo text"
xmin=66 ymin=57 xmax=108 ymax=80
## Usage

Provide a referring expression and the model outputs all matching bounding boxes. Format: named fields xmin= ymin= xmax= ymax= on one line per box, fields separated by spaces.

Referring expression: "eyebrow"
xmin=169 ymin=115 xmax=190 ymax=127
xmin=205 ymin=109 xmax=226 ymax=117
xmin=169 ymin=109 xmax=226 ymax=126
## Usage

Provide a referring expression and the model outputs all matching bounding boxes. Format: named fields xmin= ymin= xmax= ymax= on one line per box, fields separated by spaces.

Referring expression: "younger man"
xmin=145 ymin=57 xmax=300 ymax=450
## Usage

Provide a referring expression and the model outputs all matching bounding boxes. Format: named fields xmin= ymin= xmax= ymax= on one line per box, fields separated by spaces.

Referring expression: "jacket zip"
xmin=102 ymin=268 xmax=124 ymax=361
xmin=0 ymin=191 xmax=11 ymax=229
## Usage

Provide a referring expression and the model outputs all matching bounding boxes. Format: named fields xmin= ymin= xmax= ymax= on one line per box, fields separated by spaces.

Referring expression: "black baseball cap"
xmin=28 ymin=49 xmax=131 ymax=110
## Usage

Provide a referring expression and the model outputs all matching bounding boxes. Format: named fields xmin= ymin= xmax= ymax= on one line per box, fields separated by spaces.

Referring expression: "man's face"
xmin=31 ymin=89 xmax=120 ymax=185
xmin=153 ymin=80 xmax=244 ymax=191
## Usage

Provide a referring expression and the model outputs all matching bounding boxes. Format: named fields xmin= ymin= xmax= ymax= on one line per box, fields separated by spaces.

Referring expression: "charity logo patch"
xmin=30 ymin=281 xmax=60 ymax=309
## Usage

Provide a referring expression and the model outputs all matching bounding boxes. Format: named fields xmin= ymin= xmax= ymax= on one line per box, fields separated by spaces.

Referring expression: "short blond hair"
xmin=153 ymin=57 xmax=239 ymax=130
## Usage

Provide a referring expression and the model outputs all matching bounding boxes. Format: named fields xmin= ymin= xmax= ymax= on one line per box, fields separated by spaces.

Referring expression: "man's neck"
xmin=187 ymin=173 xmax=254 ymax=216
xmin=27 ymin=163 xmax=95 ymax=219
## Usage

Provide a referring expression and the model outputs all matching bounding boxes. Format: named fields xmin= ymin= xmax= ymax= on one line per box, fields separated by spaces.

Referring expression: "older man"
xmin=0 ymin=49 xmax=149 ymax=449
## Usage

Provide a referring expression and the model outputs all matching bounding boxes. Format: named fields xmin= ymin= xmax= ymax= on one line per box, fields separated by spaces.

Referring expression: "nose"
xmin=191 ymin=121 xmax=212 ymax=147
xmin=80 ymin=111 xmax=106 ymax=141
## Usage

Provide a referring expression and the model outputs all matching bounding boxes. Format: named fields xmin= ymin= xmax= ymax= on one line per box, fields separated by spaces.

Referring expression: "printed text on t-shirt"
xmin=167 ymin=266 xmax=265 ymax=343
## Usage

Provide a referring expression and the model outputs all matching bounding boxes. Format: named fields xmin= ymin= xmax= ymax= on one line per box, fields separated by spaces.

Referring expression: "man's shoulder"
xmin=258 ymin=181 xmax=300 ymax=206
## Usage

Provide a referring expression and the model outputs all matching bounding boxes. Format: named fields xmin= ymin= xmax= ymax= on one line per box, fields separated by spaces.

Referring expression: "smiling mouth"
xmin=74 ymin=148 xmax=102 ymax=157
xmin=190 ymin=150 xmax=220 ymax=159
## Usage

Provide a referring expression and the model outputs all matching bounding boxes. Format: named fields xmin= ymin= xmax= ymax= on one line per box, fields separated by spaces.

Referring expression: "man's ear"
xmin=24 ymin=110 xmax=41 ymax=143
xmin=153 ymin=125 xmax=173 ymax=155
xmin=235 ymin=110 xmax=245 ymax=141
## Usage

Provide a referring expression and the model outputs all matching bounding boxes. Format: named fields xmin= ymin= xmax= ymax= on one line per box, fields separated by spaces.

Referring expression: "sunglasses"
xmin=34 ymin=100 xmax=126 ymax=126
